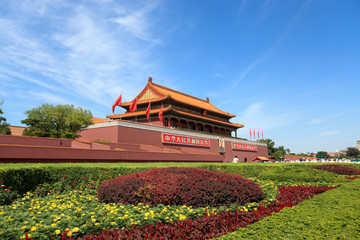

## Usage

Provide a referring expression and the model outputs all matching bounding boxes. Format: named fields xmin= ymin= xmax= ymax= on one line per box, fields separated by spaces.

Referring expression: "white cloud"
xmin=234 ymin=102 xmax=304 ymax=133
xmin=0 ymin=1 xmax=164 ymax=110
xmin=111 ymin=1 xmax=161 ymax=42
xmin=309 ymin=107 xmax=360 ymax=125
xmin=231 ymin=1 xmax=310 ymax=88
xmin=318 ymin=130 xmax=341 ymax=137
xmin=237 ymin=0 xmax=248 ymax=15
xmin=28 ymin=91 xmax=72 ymax=105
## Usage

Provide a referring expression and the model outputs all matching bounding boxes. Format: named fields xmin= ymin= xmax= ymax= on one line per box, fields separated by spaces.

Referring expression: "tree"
xmin=21 ymin=104 xmax=93 ymax=139
xmin=316 ymin=151 xmax=328 ymax=157
xmin=347 ymin=147 xmax=360 ymax=158
xmin=258 ymin=138 xmax=291 ymax=160
xmin=0 ymin=100 xmax=11 ymax=135
xmin=258 ymin=138 xmax=276 ymax=155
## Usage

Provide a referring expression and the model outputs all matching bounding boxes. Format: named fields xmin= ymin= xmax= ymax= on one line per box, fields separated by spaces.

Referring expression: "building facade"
xmin=107 ymin=77 xmax=243 ymax=137
xmin=77 ymin=77 xmax=269 ymax=163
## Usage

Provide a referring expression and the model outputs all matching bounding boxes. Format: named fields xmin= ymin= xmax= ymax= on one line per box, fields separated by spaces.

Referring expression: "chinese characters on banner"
xmin=232 ymin=142 xmax=257 ymax=151
xmin=162 ymin=133 xmax=210 ymax=147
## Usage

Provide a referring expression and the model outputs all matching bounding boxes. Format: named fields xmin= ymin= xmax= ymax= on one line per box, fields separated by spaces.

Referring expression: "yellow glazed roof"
xmin=121 ymin=78 xmax=236 ymax=118
xmin=107 ymin=106 xmax=243 ymax=128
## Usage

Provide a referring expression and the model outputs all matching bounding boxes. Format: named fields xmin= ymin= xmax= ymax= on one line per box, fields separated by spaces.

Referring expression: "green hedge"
xmin=0 ymin=163 xmax=216 ymax=195
xmin=257 ymin=165 xmax=346 ymax=183
xmin=0 ymin=162 xmax=355 ymax=197
xmin=217 ymin=178 xmax=360 ymax=240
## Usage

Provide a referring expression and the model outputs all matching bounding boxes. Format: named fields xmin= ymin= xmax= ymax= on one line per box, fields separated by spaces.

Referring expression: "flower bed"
xmin=97 ymin=167 xmax=265 ymax=207
xmin=61 ymin=185 xmax=337 ymax=240
xmin=0 ymin=165 xmax=351 ymax=240
xmin=312 ymin=164 xmax=360 ymax=176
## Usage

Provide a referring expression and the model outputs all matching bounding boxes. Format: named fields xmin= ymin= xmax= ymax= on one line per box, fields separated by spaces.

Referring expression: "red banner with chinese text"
xmin=232 ymin=142 xmax=257 ymax=151
xmin=162 ymin=133 xmax=210 ymax=147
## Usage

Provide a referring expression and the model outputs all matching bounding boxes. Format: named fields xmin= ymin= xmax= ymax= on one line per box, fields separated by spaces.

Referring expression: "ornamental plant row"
xmin=42 ymin=185 xmax=336 ymax=240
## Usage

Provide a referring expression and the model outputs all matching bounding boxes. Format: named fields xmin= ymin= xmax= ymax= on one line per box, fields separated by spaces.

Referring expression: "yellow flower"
xmin=111 ymin=222 xmax=116 ymax=225
xmin=55 ymin=230 xmax=61 ymax=235
xmin=73 ymin=227 xmax=79 ymax=232
xmin=21 ymin=226 xmax=26 ymax=230
xmin=67 ymin=231 xmax=72 ymax=237
xmin=31 ymin=226 xmax=37 ymax=232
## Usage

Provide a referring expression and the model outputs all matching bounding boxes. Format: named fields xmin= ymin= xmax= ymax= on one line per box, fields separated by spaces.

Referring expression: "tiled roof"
xmin=171 ymin=108 xmax=243 ymax=128
xmin=92 ymin=118 xmax=107 ymax=124
xmin=251 ymin=156 xmax=272 ymax=162
xmin=121 ymin=78 xmax=236 ymax=118
xmin=107 ymin=106 xmax=243 ymax=128
xmin=107 ymin=106 xmax=171 ymax=119
xmin=8 ymin=126 xmax=28 ymax=136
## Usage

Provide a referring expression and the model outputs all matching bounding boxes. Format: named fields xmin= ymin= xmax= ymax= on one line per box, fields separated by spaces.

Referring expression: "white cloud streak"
xmin=0 ymin=0 xmax=163 ymax=110
xmin=309 ymin=107 xmax=360 ymax=125
xmin=234 ymin=102 xmax=305 ymax=133
xmin=231 ymin=1 xmax=310 ymax=88
xmin=318 ymin=130 xmax=341 ymax=137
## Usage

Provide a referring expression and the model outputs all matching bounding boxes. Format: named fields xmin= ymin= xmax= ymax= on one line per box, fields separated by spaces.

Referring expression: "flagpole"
xmin=120 ymin=92 xmax=122 ymax=120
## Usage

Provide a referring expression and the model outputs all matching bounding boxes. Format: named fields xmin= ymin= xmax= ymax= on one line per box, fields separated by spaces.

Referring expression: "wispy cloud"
xmin=231 ymin=1 xmax=310 ymax=88
xmin=111 ymin=1 xmax=160 ymax=43
xmin=214 ymin=73 xmax=224 ymax=78
xmin=237 ymin=0 xmax=248 ymax=15
xmin=217 ymin=98 xmax=235 ymax=107
xmin=309 ymin=107 xmax=360 ymax=124
xmin=234 ymin=102 xmax=305 ymax=131
xmin=0 ymin=0 xmax=164 ymax=110
xmin=318 ymin=130 xmax=341 ymax=137
xmin=28 ymin=91 xmax=72 ymax=105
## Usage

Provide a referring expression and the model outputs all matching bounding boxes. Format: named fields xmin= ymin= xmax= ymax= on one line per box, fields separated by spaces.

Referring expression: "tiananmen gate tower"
xmin=0 ymin=77 xmax=269 ymax=163
xmin=107 ymin=77 xmax=243 ymax=137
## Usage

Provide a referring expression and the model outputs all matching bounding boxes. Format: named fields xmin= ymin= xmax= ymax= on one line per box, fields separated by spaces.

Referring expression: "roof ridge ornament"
xmin=206 ymin=97 xmax=209 ymax=103
xmin=148 ymin=76 xmax=153 ymax=83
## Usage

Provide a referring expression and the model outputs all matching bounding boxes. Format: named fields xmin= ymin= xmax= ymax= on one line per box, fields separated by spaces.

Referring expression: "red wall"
xmin=78 ymin=122 xmax=268 ymax=163
xmin=0 ymin=122 xmax=268 ymax=163
xmin=0 ymin=135 xmax=72 ymax=147
xmin=0 ymin=144 xmax=222 ymax=163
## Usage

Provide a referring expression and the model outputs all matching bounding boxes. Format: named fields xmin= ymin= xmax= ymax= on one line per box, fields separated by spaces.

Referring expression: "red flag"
xmin=158 ymin=104 xmax=163 ymax=122
xmin=262 ymin=130 xmax=264 ymax=140
xmin=112 ymin=94 xmax=122 ymax=113
xmin=253 ymin=128 xmax=255 ymax=140
xmin=129 ymin=98 xmax=137 ymax=113
xmin=257 ymin=129 xmax=259 ymax=139
xmin=250 ymin=127 xmax=252 ymax=139
xmin=146 ymin=102 xmax=151 ymax=120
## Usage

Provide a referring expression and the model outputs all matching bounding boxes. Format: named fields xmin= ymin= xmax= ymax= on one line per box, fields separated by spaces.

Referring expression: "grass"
xmin=217 ymin=178 xmax=360 ymax=240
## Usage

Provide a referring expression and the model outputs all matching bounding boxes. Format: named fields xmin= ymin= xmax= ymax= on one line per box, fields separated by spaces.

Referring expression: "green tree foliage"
xmin=21 ymin=104 xmax=93 ymax=139
xmin=0 ymin=101 xmax=11 ymax=135
xmin=316 ymin=151 xmax=328 ymax=157
xmin=257 ymin=138 xmax=290 ymax=160
xmin=346 ymin=147 xmax=360 ymax=158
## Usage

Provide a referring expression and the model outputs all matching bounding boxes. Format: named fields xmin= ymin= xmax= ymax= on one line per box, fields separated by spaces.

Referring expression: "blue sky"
xmin=0 ymin=0 xmax=359 ymax=154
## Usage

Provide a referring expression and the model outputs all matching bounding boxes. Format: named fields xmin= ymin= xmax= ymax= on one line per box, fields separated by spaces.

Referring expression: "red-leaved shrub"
xmin=97 ymin=167 xmax=264 ymax=207
xmin=312 ymin=164 xmax=360 ymax=176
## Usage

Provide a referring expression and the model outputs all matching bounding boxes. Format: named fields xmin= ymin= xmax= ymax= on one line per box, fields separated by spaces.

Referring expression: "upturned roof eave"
xmin=121 ymin=95 xmax=236 ymax=118
xmin=107 ymin=106 xmax=243 ymax=129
